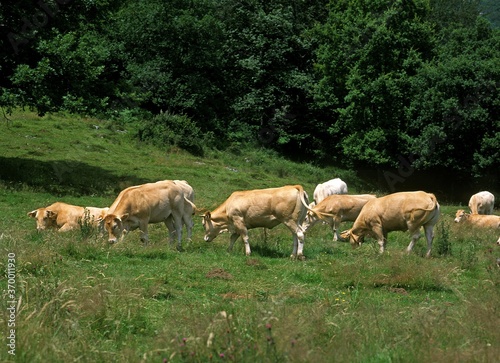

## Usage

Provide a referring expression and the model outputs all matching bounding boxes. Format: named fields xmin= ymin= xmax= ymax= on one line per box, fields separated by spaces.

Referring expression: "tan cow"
xmin=341 ymin=191 xmax=440 ymax=257
xmin=202 ymin=185 xmax=309 ymax=259
xmin=28 ymin=202 xmax=85 ymax=232
xmin=454 ymin=209 xmax=500 ymax=228
xmin=468 ymin=191 xmax=495 ymax=215
xmin=302 ymin=194 xmax=376 ymax=241
xmin=103 ymin=180 xmax=194 ymax=248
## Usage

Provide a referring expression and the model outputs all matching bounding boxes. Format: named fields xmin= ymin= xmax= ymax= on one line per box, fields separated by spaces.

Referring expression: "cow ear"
xmin=47 ymin=210 xmax=58 ymax=219
xmin=28 ymin=210 xmax=37 ymax=218
xmin=121 ymin=213 xmax=129 ymax=221
xmin=204 ymin=211 xmax=211 ymax=221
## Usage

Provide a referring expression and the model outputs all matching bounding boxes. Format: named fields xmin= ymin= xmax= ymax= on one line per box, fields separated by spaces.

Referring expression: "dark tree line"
xmin=1 ymin=0 xmax=499 ymax=186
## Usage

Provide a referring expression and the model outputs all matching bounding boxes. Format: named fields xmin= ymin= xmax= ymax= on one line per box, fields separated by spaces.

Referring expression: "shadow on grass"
xmin=0 ymin=156 xmax=149 ymax=196
xmin=249 ymin=243 xmax=290 ymax=259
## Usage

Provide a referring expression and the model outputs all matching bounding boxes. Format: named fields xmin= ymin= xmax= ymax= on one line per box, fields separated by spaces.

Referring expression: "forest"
xmin=1 ymin=0 xmax=499 ymax=195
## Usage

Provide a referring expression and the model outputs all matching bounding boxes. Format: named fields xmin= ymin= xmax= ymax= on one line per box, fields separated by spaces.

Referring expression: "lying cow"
xmin=468 ymin=191 xmax=495 ymax=215
xmin=202 ymin=185 xmax=309 ymax=259
xmin=102 ymin=180 xmax=195 ymax=249
xmin=454 ymin=209 xmax=500 ymax=228
xmin=312 ymin=178 xmax=348 ymax=206
xmin=302 ymin=194 xmax=376 ymax=241
xmin=341 ymin=191 xmax=440 ymax=257
xmin=28 ymin=202 xmax=107 ymax=232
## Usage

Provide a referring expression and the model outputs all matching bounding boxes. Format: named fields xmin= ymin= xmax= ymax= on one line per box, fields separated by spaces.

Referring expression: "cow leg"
xmin=287 ymin=222 xmax=305 ymax=260
xmin=171 ymin=214 xmax=184 ymax=250
xmin=406 ymin=227 xmax=422 ymax=255
xmin=331 ymin=216 xmax=341 ymax=241
xmin=58 ymin=223 xmax=73 ymax=232
xmin=228 ymin=233 xmax=240 ymax=252
xmin=184 ymin=215 xmax=194 ymax=242
xmin=164 ymin=217 xmax=176 ymax=244
xmin=423 ymin=225 xmax=434 ymax=258
xmin=241 ymin=233 xmax=251 ymax=256
xmin=139 ymin=223 xmax=149 ymax=245
xmin=371 ymin=225 xmax=386 ymax=253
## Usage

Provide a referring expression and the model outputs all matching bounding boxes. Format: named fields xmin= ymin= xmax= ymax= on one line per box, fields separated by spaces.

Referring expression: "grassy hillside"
xmin=1 ymin=112 xmax=499 ymax=362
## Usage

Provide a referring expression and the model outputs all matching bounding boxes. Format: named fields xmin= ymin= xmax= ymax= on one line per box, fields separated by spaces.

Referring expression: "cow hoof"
xmin=176 ymin=245 xmax=184 ymax=252
xmin=290 ymin=254 xmax=306 ymax=261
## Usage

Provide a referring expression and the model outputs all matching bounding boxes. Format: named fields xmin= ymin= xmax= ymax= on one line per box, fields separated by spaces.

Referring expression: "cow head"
xmin=103 ymin=213 xmax=128 ymax=243
xmin=454 ymin=209 xmax=467 ymax=223
xmin=301 ymin=210 xmax=320 ymax=233
xmin=341 ymin=229 xmax=363 ymax=248
xmin=28 ymin=209 xmax=58 ymax=231
xmin=202 ymin=211 xmax=227 ymax=242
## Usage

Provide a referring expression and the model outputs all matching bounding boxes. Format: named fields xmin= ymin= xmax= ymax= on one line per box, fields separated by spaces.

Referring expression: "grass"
xmin=1 ymin=111 xmax=499 ymax=362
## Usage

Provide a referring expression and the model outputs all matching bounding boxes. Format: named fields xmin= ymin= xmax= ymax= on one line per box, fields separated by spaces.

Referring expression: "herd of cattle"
xmin=27 ymin=178 xmax=500 ymax=259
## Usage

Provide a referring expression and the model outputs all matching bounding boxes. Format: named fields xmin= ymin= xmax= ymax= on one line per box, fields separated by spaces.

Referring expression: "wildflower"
xmin=291 ymin=339 xmax=297 ymax=347
xmin=265 ymin=323 xmax=272 ymax=330
xmin=219 ymin=353 xmax=225 ymax=358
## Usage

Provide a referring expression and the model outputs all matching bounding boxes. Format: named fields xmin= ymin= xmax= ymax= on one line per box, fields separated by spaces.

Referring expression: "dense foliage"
xmin=1 ymin=0 xmax=499 ymax=186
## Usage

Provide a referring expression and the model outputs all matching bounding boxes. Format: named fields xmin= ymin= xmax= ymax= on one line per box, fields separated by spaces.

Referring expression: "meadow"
xmin=0 ymin=112 xmax=499 ymax=362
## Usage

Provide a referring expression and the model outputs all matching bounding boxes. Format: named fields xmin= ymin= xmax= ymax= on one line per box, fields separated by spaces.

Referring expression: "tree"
xmin=313 ymin=0 xmax=436 ymax=168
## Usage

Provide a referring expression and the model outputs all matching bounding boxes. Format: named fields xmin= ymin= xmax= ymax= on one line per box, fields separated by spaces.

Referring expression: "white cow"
xmin=312 ymin=178 xmax=348 ymax=206
xmin=468 ymin=191 xmax=495 ymax=215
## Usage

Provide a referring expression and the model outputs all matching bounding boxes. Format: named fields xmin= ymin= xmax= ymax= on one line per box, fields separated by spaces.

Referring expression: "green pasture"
xmin=0 ymin=112 xmax=499 ymax=362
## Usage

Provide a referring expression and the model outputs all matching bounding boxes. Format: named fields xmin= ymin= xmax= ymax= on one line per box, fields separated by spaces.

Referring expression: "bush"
xmin=434 ymin=222 xmax=452 ymax=257
xmin=137 ymin=111 xmax=206 ymax=156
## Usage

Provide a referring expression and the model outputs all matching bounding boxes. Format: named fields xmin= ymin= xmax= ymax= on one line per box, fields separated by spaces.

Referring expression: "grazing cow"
xmin=454 ymin=209 xmax=500 ymax=228
xmin=102 ymin=180 xmax=194 ymax=248
xmin=28 ymin=202 xmax=85 ymax=232
xmin=312 ymin=178 xmax=348 ymax=206
xmin=202 ymin=185 xmax=309 ymax=259
xmin=341 ymin=191 xmax=440 ymax=257
xmin=468 ymin=191 xmax=495 ymax=215
xmin=302 ymin=194 xmax=377 ymax=241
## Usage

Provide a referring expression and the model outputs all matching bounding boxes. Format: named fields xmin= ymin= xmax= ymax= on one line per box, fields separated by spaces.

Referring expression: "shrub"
xmin=434 ymin=221 xmax=452 ymax=257
xmin=137 ymin=111 xmax=206 ymax=156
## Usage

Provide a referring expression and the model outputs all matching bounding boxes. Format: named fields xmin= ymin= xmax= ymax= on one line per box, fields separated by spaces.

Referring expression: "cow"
xmin=468 ymin=191 xmax=495 ymax=215
xmin=340 ymin=191 xmax=440 ymax=257
xmin=202 ymin=185 xmax=309 ymax=259
xmin=28 ymin=202 xmax=85 ymax=232
xmin=312 ymin=178 xmax=348 ymax=206
xmin=454 ymin=209 xmax=500 ymax=228
xmin=102 ymin=180 xmax=195 ymax=249
xmin=301 ymin=194 xmax=377 ymax=241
